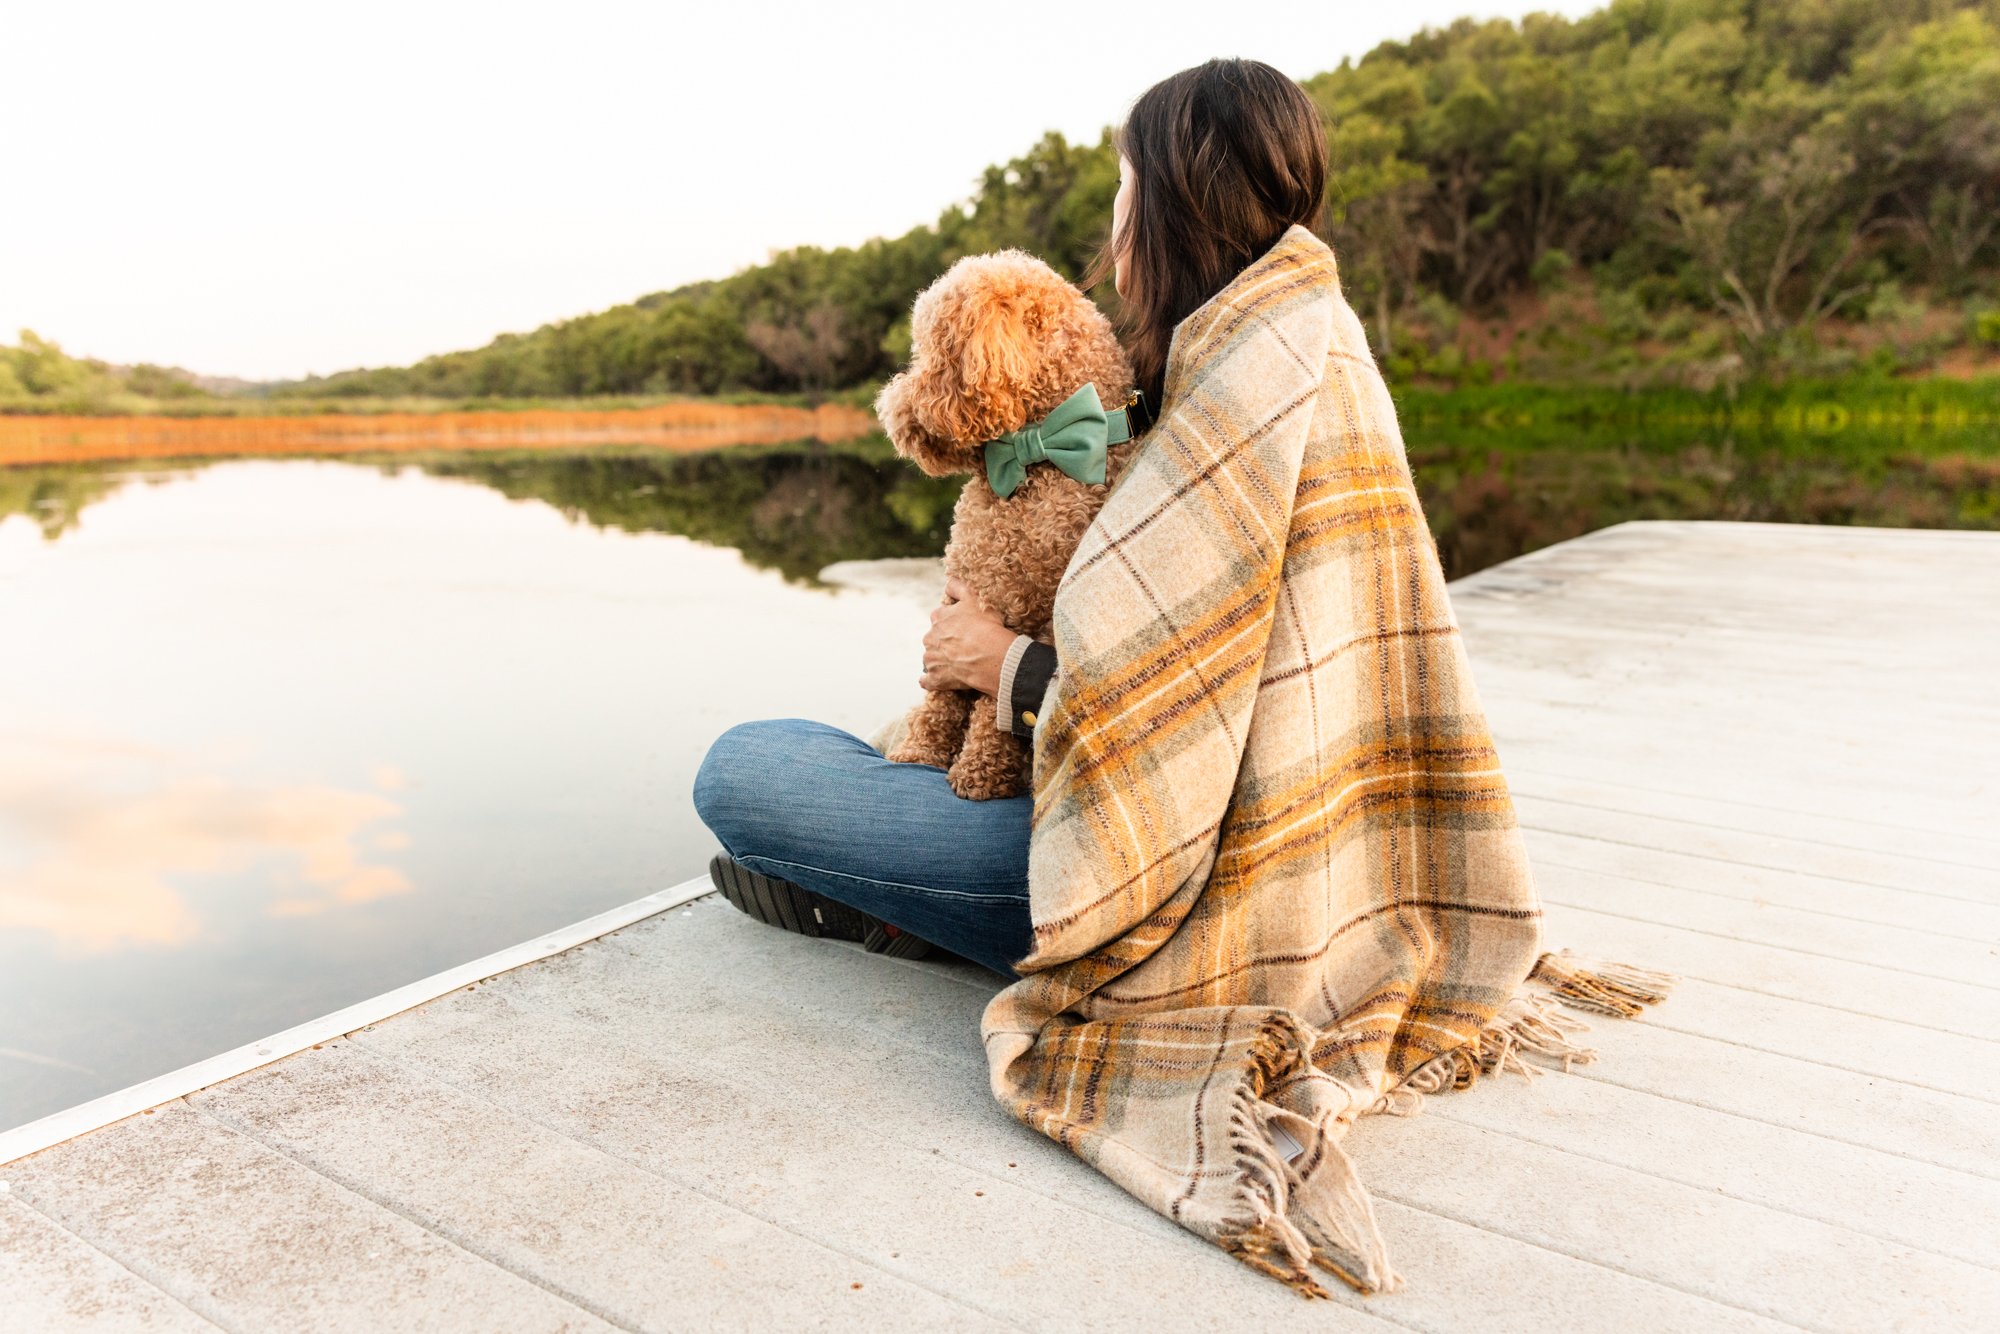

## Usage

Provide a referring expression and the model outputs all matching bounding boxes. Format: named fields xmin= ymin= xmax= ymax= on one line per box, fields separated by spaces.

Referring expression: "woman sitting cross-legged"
xmin=687 ymin=57 xmax=1624 ymax=1301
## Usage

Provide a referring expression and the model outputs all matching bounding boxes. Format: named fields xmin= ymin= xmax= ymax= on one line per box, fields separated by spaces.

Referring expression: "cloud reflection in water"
xmin=0 ymin=737 xmax=410 ymax=952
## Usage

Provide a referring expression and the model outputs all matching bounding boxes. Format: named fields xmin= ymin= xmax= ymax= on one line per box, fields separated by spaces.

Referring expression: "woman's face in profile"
xmin=1112 ymin=153 xmax=1134 ymax=299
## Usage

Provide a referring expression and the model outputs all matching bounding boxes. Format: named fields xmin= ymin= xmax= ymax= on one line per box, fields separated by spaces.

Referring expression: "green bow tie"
xmin=981 ymin=382 xmax=1141 ymax=499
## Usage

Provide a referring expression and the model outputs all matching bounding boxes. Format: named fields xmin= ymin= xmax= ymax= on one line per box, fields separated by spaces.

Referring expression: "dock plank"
xmin=1345 ymin=1112 xmax=2000 ymax=1331
xmin=188 ymin=1044 xmax=999 ymax=1331
xmin=1483 ymin=702 xmax=1990 ymax=832
xmin=1610 ymin=976 xmax=2000 ymax=1106
xmin=1535 ymin=999 xmax=2000 ymax=1179
xmin=4 ymin=1105 xmax=611 ymax=1333
xmin=1542 ymin=903 xmax=2000 ymax=1035
xmin=0 ymin=1197 xmax=215 ymax=1333
xmin=1415 ymin=1053 xmax=2000 ymax=1267
xmin=1535 ymin=864 xmax=1999 ymax=985
xmin=1498 ymin=736 xmax=1991 ymax=844
xmin=1504 ymin=769 xmax=2000 ymax=872
xmin=1518 ymin=826 xmax=2000 ymax=933
xmin=1516 ymin=803 xmax=2000 ymax=907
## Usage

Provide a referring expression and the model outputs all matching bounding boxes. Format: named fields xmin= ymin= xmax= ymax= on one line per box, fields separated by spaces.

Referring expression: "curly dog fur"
xmin=874 ymin=249 xmax=1145 ymax=801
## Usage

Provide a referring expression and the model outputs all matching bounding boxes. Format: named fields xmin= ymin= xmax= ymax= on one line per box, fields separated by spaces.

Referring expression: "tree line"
xmin=1319 ymin=0 xmax=1999 ymax=366
xmin=9 ymin=0 xmax=1996 ymax=411
xmin=0 ymin=331 xmax=215 ymax=411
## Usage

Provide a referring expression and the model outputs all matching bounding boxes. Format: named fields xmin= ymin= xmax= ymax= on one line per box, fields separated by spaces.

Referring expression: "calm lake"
xmin=0 ymin=454 xmax=937 ymax=1131
xmin=3 ymin=403 xmax=1993 ymax=1130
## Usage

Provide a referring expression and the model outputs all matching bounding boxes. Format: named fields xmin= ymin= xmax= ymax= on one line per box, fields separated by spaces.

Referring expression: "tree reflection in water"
xmin=1 ymin=424 xmax=1995 ymax=583
xmin=412 ymin=440 xmax=963 ymax=585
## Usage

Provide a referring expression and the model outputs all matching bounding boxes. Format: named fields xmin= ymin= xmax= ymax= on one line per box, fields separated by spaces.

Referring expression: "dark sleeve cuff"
xmin=1005 ymin=638 xmax=1058 ymax=738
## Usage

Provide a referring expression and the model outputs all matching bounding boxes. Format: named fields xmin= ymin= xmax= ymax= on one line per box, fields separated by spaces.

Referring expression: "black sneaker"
xmin=707 ymin=852 xmax=935 ymax=960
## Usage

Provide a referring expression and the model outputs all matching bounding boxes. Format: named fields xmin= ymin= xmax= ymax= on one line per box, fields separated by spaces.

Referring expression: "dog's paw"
xmin=946 ymin=768 xmax=1027 ymax=801
xmin=946 ymin=770 xmax=992 ymax=800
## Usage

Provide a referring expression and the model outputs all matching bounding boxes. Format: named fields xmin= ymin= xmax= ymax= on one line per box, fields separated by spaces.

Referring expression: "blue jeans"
xmin=690 ymin=717 xmax=1034 ymax=978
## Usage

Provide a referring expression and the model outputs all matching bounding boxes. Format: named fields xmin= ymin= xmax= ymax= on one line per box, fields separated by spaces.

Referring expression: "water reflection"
xmin=0 ymin=457 xmax=934 ymax=1129
xmin=0 ymin=465 xmax=131 ymax=541
xmin=1405 ymin=418 xmax=2000 ymax=577
xmin=1 ymin=733 xmax=411 ymax=951
xmin=9 ymin=419 xmax=1993 ymax=585
xmin=2 ymin=420 xmax=1993 ymax=1128
xmin=414 ymin=445 xmax=964 ymax=583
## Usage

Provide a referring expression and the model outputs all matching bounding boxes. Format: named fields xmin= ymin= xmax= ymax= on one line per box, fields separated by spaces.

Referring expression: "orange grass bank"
xmin=0 ymin=401 xmax=880 ymax=467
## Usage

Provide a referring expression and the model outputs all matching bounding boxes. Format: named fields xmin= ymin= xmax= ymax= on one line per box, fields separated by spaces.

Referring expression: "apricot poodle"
xmin=872 ymin=249 xmax=1147 ymax=801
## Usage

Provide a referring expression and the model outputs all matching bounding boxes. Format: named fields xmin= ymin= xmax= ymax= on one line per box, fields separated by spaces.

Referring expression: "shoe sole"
xmin=708 ymin=852 xmax=934 ymax=960
xmin=862 ymin=920 xmax=936 ymax=960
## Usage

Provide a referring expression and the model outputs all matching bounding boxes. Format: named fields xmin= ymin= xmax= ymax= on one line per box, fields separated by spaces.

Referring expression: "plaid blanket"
xmin=978 ymin=224 xmax=1670 ymax=1297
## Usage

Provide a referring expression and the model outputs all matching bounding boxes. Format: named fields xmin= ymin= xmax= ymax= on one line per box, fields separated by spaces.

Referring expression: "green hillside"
xmin=8 ymin=0 xmax=1997 ymax=412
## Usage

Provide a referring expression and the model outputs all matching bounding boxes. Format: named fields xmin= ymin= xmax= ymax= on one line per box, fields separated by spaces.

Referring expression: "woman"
xmin=693 ymin=58 xmax=1639 ymax=1299
xmin=690 ymin=58 xmax=1331 ymax=979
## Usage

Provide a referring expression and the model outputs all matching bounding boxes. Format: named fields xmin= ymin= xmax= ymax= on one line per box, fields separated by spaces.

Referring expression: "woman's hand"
xmin=919 ymin=575 xmax=1017 ymax=698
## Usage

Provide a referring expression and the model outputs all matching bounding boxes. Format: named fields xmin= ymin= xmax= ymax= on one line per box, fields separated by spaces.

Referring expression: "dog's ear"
xmin=945 ymin=258 xmax=1064 ymax=441
xmin=955 ymin=292 xmax=1038 ymax=432
xmin=873 ymin=367 xmax=966 ymax=478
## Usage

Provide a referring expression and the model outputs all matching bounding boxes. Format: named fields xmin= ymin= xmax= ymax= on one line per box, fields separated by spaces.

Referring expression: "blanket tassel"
xmin=1369 ymin=989 xmax=1600 ymax=1117
xmin=1529 ymin=948 xmax=1678 ymax=1018
xmin=1375 ymin=951 xmax=1676 ymax=1113
xmin=1217 ymin=1136 xmax=1401 ymax=1300
xmin=1218 ymin=1017 xmax=1400 ymax=1298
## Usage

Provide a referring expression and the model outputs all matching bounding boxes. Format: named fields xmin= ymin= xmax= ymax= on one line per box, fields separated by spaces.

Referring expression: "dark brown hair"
xmin=1080 ymin=59 xmax=1329 ymax=414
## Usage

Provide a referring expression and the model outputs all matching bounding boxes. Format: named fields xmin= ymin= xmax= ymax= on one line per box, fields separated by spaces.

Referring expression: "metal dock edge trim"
xmin=0 ymin=873 xmax=719 ymax=1167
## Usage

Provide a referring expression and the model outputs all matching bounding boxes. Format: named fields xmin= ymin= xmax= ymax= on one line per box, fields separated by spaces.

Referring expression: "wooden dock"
xmin=3 ymin=519 xmax=1995 ymax=1331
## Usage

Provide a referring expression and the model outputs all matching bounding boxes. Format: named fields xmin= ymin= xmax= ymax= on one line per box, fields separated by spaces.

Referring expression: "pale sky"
xmin=1 ymin=0 xmax=1602 ymax=381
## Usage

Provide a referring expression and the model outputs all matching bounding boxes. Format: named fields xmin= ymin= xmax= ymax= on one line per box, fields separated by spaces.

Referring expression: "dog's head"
xmin=874 ymin=249 xmax=1131 ymax=478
